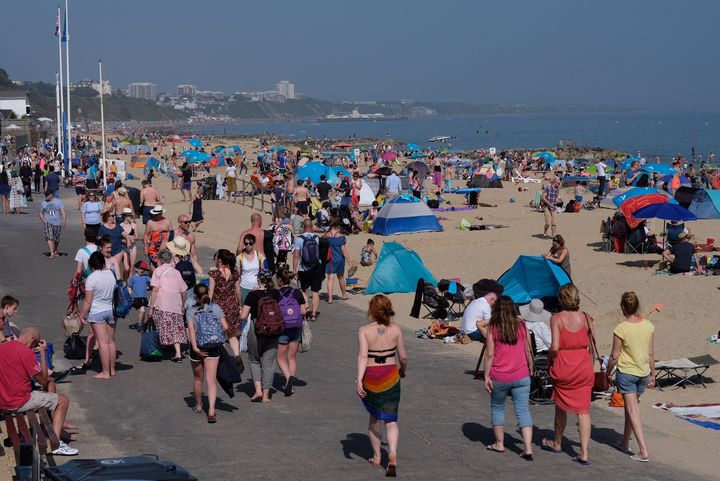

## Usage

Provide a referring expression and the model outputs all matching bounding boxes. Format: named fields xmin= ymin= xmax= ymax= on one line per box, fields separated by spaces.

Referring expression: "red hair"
xmin=368 ymin=294 xmax=394 ymax=326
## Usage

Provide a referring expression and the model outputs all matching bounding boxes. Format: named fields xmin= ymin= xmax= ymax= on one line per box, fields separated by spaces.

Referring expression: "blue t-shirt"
xmin=81 ymin=201 xmax=103 ymax=225
xmin=45 ymin=172 xmax=61 ymax=193
xmin=41 ymin=198 xmax=64 ymax=225
xmin=129 ymin=274 xmax=150 ymax=299
xmin=98 ymin=224 xmax=125 ymax=256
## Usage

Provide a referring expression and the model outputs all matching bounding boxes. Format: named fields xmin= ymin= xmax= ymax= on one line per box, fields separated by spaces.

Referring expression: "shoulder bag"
xmin=584 ymin=312 xmax=610 ymax=392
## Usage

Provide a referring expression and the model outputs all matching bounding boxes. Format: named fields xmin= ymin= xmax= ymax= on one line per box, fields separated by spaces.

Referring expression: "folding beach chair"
xmin=511 ymin=168 xmax=542 ymax=185
xmin=409 ymin=279 xmax=449 ymax=320
xmin=655 ymin=354 xmax=719 ymax=389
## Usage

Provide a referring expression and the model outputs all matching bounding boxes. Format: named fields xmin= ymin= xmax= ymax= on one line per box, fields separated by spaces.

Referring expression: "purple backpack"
xmin=278 ymin=287 xmax=303 ymax=329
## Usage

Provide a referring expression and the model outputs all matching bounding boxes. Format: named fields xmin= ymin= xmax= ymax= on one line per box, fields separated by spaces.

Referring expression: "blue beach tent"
xmin=688 ymin=190 xmax=720 ymax=219
xmin=498 ymin=256 xmax=572 ymax=304
xmin=371 ymin=195 xmax=443 ymax=236
xmin=640 ymin=164 xmax=677 ymax=176
xmin=365 ymin=242 xmax=437 ymax=294
xmin=189 ymin=138 xmax=203 ymax=148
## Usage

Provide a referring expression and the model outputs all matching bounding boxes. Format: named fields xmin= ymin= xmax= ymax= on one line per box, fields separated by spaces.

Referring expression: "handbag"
xmin=140 ymin=318 xmax=163 ymax=361
xmin=62 ymin=311 xmax=82 ymax=337
xmin=298 ymin=319 xmax=313 ymax=353
xmin=584 ymin=312 xmax=610 ymax=392
xmin=63 ymin=334 xmax=86 ymax=360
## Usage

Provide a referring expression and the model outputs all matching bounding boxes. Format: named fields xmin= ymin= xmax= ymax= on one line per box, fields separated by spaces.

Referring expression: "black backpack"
xmin=300 ymin=235 xmax=320 ymax=270
xmin=175 ymin=258 xmax=196 ymax=290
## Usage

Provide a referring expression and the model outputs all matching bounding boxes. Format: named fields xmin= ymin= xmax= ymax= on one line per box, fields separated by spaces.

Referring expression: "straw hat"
xmin=166 ymin=236 xmax=190 ymax=256
xmin=519 ymin=299 xmax=551 ymax=323
xmin=116 ymin=187 xmax=127 ymax=196
xmin=678 ymin=231 xmax=688 ymax=240
xmin=150 ymin=205 xmax=166 ymax=215
xmin=122 ymin=207 xmax=133 ymax=215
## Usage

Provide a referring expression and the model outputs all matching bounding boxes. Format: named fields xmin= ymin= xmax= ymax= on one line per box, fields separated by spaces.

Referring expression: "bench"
xmin=2 ymin=409 xmax=59 ymax=466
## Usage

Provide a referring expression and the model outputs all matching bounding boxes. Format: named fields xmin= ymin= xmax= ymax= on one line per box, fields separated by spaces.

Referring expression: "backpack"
xmin=112 ymin=272 xmax=133 ymax=319
xmin=300 ymin=234 xmax=320 ymax=270
xmin=273 ymin=223 xmax=293 ymax=254
xmin=254 ymin=294 xmax=284 ymax=337
xmin=175 ymin=258 xmax=196 ymax=290
xmin=278 ymin=287 xmax=303 ymax=329
xmin=194 ymin=305 xmax=225 ymax=348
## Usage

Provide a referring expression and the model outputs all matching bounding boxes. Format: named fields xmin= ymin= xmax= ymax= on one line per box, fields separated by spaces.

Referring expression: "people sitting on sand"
xmin=544 ymin=234 xmax=571 ymax=276
xmin=0 ymin=326 xmax=78 ymax=455
xmin=360 ymin=238 xmax=377 ymax=266
xmin=662 ymin=231 xmax=704 ymax=275
xmin=460 ymin=280 xmax=502 ymax=342
xmin=666 ymin=220 xmax=691 ymax=246
xmin=519 ymin=299 xmax=552 ymax=353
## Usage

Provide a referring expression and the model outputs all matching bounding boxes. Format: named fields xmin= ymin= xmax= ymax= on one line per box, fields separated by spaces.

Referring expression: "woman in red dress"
xmin=543 ymin=284 xmax=595 ymax=465
xmin=208 ymin=249 xmax=242 ymax=356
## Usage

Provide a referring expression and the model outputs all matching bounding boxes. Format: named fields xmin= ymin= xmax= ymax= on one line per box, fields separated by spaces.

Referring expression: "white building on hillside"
xmin=128 ymin=82 xmax=158 ymax=100
xmin=0 ymin=91 xmax=30 ymax=118
xmin=276 ymin=80 xmax=295 ymax=99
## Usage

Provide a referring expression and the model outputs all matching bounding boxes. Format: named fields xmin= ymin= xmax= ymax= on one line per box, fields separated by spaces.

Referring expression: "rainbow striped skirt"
xmin=361 ymin=364 xmax=401 ymax=422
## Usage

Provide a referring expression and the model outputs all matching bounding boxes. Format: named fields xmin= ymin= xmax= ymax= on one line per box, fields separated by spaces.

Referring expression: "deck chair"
xmin=655 ymin=354 xmax=719 ymax=389
xmin=437 ymin=279 xmax=469 ymax=319
xmin=511 ymin=168 xmax=542 ymax=184
xmin=625 ymin=226 xmax=648 ymax=254
xmin=529 ymin=191 xmax=543 ymax=212
xmin=409 ymin=279 xmax=449 ymax=320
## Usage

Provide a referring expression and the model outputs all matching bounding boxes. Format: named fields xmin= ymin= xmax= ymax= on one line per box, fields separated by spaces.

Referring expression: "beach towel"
xmin=653 ymin=403 xmax=720 ymax=430
xmin=432 ymin=206 xmax=475 ymax=213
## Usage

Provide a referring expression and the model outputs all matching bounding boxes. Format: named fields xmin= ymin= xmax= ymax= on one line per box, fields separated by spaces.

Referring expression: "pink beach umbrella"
xmin=382 ymin=151 xmax=398 ymax=161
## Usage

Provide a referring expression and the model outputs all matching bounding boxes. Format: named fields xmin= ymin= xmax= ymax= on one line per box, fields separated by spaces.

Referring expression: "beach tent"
xmin=189 ymin=138 xmax=202 ymax=148
xmin=406 ymin=143 xmax=421 ymax=152
xmin=143 ymin=157 xmax=161 ymax=177
xmin=130 ymin=155 xmax=150 ymax=168
xmin=166 ymin=135 xmax=182 ymax=143
xmin=365 ymin=242 xmax=437 ymax=294
xmin=186 ymin=151 xmax=212 ymax=163
xmin=208 ymin=157 xmax=227 ymax=167
xmin=371 ymin=195 xmax=443 ymax=236
xmin=296 ymin=162 xmax=351 ymax=184
xmin=358 ymin=182 xmax=375 ymax=206
xmin=497 ymin=256 xmax=572 ymax=305
xmin=468 ymin=169 xmax=503 ymax=188
xmin=673 ymin=186 xmax=700 ymax=209
xmin=688 ymin=190 xmax=720 ymax=219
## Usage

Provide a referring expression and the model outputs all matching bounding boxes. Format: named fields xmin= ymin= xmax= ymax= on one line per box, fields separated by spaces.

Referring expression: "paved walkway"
xmin=0 ymin=191 xmax=702 ymax=480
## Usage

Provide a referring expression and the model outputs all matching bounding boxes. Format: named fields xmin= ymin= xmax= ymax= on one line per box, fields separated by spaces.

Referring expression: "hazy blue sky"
xmin=2 ymin=0 xmax=719 ymax=109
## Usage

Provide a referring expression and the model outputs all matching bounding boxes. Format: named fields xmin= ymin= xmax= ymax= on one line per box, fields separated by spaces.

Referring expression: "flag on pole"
xmin=61 ymin=13 xmax=67 ymax=43
xmin=55 ymin=12 xmax=60 ymax=37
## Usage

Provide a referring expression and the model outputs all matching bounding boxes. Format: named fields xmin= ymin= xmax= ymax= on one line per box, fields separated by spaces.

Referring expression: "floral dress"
xmin=209 ymin=269 xmax=242 ymax=333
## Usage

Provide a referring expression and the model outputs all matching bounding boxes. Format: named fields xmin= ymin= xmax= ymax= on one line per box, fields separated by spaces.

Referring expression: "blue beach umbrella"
xmin=189 ymin=138 xmax=203 ymax=148
xmin=633 ymin=203 xmax=697 ymax=222
xmin=187 ymin=151 xmax=212 ymax=163
xmin=407 ymin=143 xmax=420 ymax=152
xmin=179 ymin=150 xmax=195 ymax=157
xmin=640 ymin=164 xmax=677 ymax=176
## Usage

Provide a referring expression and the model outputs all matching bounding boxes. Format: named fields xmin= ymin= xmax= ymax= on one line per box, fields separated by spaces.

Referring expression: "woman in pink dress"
xmin=543 ymin=284 xmax=595 ymax=465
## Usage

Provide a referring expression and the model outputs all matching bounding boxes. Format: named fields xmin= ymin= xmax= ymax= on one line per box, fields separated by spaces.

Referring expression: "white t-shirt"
xmin=461 ymin=297 xmax=492 ymax=334
xmin=74 ymin=244 xmax=98 ymax=272
xmin=596 ymin=162 xmax=607 ymax=177
xmin=226 ymin=166 xmax=236 ymax=178
xmin=238 ymin=251 xmax=260 ymax=290
xmin=85 ymin=270 xmax=116 ymax=315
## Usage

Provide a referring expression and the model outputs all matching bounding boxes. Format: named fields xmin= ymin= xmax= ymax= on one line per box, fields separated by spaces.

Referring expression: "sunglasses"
xmin=180 ymin=220 xmax=190 ymax=224
xmin=244 ymin=242 xmax=254 ymax=246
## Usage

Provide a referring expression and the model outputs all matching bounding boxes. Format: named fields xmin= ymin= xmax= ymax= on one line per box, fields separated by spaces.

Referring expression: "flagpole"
xmin=64 ymin=0 xmax=72 ymax=170
xmin=99 ymin=58 xmax=107 ymax=188
xmin=56 ymin=6 xmax=65 ymax=160
xmin=55 ymin=72 xmax=62 ymax=150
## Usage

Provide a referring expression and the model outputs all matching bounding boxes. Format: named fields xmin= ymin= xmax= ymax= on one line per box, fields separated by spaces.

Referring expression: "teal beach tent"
xmin=365 ymin=242 xmax=437 ymax=294
xmin=688 ymin=190 xmax=720 ymax=219
xmin=498 ymin=256 xmax=571 ymax=304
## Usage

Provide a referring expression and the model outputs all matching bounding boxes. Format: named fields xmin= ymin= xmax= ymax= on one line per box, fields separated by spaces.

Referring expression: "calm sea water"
xmin=198 ymin=112 xmax=719 ymax=161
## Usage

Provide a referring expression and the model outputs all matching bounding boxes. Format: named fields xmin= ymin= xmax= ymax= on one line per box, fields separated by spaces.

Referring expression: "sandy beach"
xmin=97 ymin=137 xmax=720 ymax=474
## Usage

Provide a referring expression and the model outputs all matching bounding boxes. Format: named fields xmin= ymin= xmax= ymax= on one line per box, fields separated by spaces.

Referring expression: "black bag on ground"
xmin=44 ymin=455 xmax=197 ymax=481
xmin=63 ymin=334 xmax=86 ymax=360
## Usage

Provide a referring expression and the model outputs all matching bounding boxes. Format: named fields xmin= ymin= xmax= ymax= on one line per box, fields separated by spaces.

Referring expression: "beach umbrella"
xmin=634 ymin=203 xmax=697 ymax=222
xmin=333 ymin=142 xmax=353 ymax=149
xmin=408 ymin=153 xmax=428 ymax=159
xmin=270 ymin=146 xmax=288 ymax=152
xmin=619 ymin=193 xmax=671 ymax=229
xmin=640 ymin=164 xmax=677 ymax=176
xmin=186 ymin=151 xmax=212 ymax=163
xmin=374 ymin=166 xmax=396 ymax=177
xmin=611 ymin=187 xmax=675 ymax=208
xmin=179 ymin=150 xmax=196 ymax=157
xmin=406 ymin=143 xmax=420 ymax=152
xmin=497 ymin=256 xmax=571 ymax=305
xmin=296 ymin=161 xmax=328 ymax=184
xmin=189 ymin=138 xmax=203 ymax=148
xmin=382 ymin=151 xmax=398 ymax=161
xmin=405 ymin=161 xmax=430 ymax=178
xmin=533 ymin=151 xmax=557 ymax=161
xmin=166 ymin=135 xmax=182 ymax=143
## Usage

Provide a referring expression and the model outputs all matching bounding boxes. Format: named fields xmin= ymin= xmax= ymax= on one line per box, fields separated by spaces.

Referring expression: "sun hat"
xmin=166 ymin=236 xmax=190 ymax=256
xmin=678 ymin=231 xmax=688 ymax=240
xmin=519 ymin=299 xmax=551 ymax=323
xmin=122 ymin=207 xmax=133 ymax=215
xmin=116 ymin=187 xmax=127 ymax=196
xmin=150 ymin=205 xmax=165 ymax=215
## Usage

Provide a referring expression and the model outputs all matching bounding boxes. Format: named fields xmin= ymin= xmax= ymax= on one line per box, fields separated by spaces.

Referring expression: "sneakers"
xmin=52 ymin=441 xmax=78 ymax=456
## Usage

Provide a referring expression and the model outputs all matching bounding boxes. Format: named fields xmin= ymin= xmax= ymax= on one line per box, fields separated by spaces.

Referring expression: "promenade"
xmin=0 ymin=192 xmax=703 ymax=481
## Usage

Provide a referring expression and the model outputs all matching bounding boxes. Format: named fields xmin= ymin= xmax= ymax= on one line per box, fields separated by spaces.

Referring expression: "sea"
xmin=196 ymin=111 xmax=719 ymax=162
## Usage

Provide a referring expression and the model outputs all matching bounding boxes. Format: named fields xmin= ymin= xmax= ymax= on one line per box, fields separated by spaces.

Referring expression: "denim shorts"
xmin=88 ymin=309 xmax=117 ymax=325
xmin=615 ymin=370 xmax=650 ymax=395
xmin=278 ymin=327 xmax=302 ymax=345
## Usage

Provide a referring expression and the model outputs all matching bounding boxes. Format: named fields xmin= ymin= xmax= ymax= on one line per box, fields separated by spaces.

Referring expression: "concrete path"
xmin=0 ymin=191 xmax=702 ymax=480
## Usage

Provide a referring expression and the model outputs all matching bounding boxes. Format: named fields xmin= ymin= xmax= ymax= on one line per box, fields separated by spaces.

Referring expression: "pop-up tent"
xmin=371 ymin=195 xmax=443 ymax=236
xmin=673 ymin=186 xmax=700 ymax=209
xmin=130 ymin=155 xmax=150 ymax=168
xmin=688 ymin=189 xmax=720 ymax=219
xmin=296 ymin=161 xmax=351 ymax=184
xmin=365 ymin=242 xmax=437 ymax=294
xmin=498 ymin=256 xmax=572 ymax=304
xmin=143 ymin=157 xmax=162 ymax=177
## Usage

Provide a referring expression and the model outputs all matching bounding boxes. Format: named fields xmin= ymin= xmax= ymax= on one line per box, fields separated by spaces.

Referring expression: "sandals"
xmin=486 ymin=444 xmax=505 ymax=453
xmin=207 ymin=414 xmax=217 ymax=424
xmin=385 ymin=464 xmax=397 ymax=477
xmin=520 ymin=453 xmax=534 ymax=461
xmin=192 ymin=406 xmax=203 ymax=414
xmin=540 ymin=439 xmax=561 ymax=454
xmin=630 ymin=455 xmax=649 ymax=463
xmin=572 ymin=456 xmax=591 ymax=466
xmin=284 ymin=376 xmax=295 ymax=397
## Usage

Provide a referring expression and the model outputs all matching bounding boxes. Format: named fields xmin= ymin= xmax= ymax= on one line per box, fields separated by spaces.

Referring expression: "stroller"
xmin=197 ymin=176 xmax=218 ymax=200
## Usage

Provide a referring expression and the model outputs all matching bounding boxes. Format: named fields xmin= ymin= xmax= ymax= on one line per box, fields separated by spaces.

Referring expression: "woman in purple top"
xmin=484 ymin=296 xmax=534 ymax=460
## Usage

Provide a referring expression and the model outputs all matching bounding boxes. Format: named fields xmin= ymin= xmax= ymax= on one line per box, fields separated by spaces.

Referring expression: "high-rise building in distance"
xmin=128 ymin=82 xmax=158 ymax=100
xmin=177 ymin=84 xmax=197 ymax=96
xmin=276 ymin=80 xmax=295 ymax=99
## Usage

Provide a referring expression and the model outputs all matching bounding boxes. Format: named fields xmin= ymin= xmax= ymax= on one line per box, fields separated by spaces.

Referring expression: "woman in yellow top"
xmin=607 ymin=292 xmax=655 ymax=463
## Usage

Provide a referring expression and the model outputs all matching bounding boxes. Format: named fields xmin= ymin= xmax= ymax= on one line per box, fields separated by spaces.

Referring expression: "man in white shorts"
xmin=0 ymin=326 xmax=78 ymax=455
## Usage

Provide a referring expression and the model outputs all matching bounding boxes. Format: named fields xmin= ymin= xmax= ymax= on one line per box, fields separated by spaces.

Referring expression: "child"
xmin=272 ymin=180 xmax=285 ymax=215
xmin=128 ymin=260 xmax=151 ymax=331
xmin=609 ymin=175 xmax=620 ymax=190
xmin=574 ymin=181 xmax=586 ymax=204
xmin=360 ymin=239 xmax=378 ymax=267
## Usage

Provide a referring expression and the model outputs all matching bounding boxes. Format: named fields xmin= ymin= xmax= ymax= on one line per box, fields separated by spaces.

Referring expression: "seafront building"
xmin=128 ymin=82 xmax=158 ymax=100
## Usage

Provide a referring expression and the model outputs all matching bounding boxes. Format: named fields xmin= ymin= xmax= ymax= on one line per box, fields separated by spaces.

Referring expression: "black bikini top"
xmin=367 ymin=346 xmax=397 ymax=364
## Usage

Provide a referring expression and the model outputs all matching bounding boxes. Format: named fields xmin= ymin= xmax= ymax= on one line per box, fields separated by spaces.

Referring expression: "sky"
xmin=1 ymin=0 xmax=719 ymax=109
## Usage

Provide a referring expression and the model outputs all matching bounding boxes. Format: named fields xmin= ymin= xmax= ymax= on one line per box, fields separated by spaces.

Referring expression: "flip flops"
xmin=572 ymin=457 xmax=591 ymax=466
xmin=486 ymin=444 xmax=505 ymax=453
xmin=540 ymin=439 xmax=561 ymax=454
xmin=630 ymin=455 xmax=649 ymax=463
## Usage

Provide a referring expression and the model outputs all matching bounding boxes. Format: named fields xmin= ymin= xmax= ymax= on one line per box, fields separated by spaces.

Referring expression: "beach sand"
xmin=115 ymin=138 xmax=719 ymax=476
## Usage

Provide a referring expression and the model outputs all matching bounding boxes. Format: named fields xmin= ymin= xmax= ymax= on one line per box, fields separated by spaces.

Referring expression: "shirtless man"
xmin=176 ymin=214 xmax=203 ymax=275
xmin=144 ymin=205 xmax=174 ymax=268
xmin=111 ymin=187 xmax=135 ymax=222
xmin=284 ymin=175 xmax=296 ymax=211
xmin=139 ymin=180 xmax=161 ymax=226
xmin=294 ymin=180 xmax=310 ymax=215
xmin=237 ymin=213 xmax=265 ymax=258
